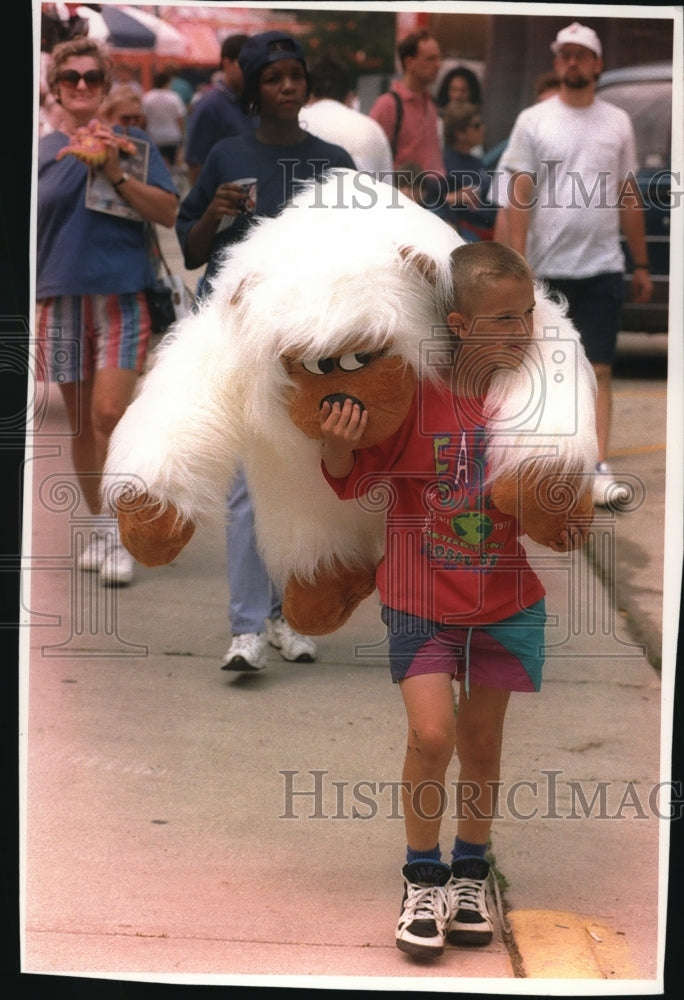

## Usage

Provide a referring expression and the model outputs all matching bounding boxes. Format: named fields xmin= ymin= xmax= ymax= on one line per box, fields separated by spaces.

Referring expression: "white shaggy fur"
xmin=484 ymin=288 xmax=598 ymax=482
xmin=105 ymin=169 xmax=596 ymax=587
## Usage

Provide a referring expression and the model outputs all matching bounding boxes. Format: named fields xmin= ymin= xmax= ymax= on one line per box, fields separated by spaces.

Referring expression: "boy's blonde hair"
xmin=449 ymin=241 xmax=534 ymax=315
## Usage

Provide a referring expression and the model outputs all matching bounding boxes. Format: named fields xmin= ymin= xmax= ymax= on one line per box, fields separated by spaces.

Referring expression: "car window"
xmin=597 ymin=80 xmax=672 ymax=170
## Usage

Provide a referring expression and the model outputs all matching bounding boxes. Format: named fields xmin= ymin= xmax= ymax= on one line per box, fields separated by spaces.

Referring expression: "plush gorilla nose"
xmin=320 ymin=393 xmax=366 ymax=412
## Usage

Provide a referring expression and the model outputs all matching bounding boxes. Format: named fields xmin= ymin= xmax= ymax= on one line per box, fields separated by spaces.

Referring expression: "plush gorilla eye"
xmin=301 ymin=357 xmax=336 ymax=375
xmin=338 ymin=352 xmax=374 ymax=372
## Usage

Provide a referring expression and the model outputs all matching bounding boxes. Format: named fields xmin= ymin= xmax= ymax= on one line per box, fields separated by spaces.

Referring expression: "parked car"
xmin=595 ymin=63 xmax=671 ymax=333
xmin=482 ymin=63 xmax=672 ymax=333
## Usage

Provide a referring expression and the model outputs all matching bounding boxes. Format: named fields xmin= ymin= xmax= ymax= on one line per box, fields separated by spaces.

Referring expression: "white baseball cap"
xmin=551 ymin=22 xmax=602 ymax=58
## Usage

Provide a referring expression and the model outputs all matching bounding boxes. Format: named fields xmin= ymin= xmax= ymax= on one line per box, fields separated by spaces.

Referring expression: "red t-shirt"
xmin=322 ymin=380 xmax=545 ymax=625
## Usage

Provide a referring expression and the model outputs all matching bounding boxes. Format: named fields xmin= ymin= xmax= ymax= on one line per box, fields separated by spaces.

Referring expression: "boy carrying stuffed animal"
xmin=318 ymin=240 xmax=594 ymax=958
xmin=104 ymin=171 xmax=597 ymax=961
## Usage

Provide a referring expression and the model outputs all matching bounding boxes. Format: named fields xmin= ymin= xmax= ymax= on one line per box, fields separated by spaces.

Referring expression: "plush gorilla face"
xmin=282 ymin=349 xmax=417 ymax=449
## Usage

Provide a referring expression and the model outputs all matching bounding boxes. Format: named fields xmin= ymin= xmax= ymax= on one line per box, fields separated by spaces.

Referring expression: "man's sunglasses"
xmin=56 ymin=69 xmax=106 ymax=89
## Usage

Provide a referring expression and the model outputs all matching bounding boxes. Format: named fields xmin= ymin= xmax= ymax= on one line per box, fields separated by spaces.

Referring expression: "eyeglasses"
xmin=120 ymin=114 xmax=144 ymax=126
xmin=56 ymin=69 xmax=106 ymax=89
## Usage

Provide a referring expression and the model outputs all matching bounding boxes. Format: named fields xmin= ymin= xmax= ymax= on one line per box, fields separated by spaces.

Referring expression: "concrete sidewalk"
xmin=21 ymin=381 xmax=666 ymax=990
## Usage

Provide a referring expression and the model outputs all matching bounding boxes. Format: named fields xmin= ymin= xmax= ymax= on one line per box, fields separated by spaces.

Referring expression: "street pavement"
xmin=20 ymin=225 xmax=676 ymax=991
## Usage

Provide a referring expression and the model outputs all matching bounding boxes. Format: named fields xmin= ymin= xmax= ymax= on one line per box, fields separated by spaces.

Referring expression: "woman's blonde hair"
xmin=47 ymin=37 xmax=113 ymax=95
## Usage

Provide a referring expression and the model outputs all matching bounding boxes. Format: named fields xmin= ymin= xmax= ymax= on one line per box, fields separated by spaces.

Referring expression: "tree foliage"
xmin=285 ymin=8 xmax=397 ymax=76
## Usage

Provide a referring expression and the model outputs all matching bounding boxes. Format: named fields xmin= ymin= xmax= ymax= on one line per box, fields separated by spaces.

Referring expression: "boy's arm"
xmin=320 ymin=398 xmax=369 ymax=480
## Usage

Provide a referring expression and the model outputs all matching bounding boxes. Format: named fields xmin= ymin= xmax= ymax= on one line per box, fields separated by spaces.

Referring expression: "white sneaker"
xmin=77 ymin=533 xmax=106 ymax=572
xmin=446 ymin=858 xmax=493 ymax=946
xmin=593 ymin=461 xmax=630 ymax=507
xmin=221 ymin=632 xmax=268 ymax=671
xmin=99 ymin=541 xmax=135 ymax=587
xmin=265 ymin=616 xmax=317 ymax=662
xmin=396 ymin=860 xmax=451 ymax=958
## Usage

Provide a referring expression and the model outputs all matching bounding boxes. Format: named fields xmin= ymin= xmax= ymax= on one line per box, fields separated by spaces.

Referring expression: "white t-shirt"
xmin=498 ymin=95 xmax=638 ymax=278
xmin=142 ymin=88 xmax=186 ymax=146
xmin=300 ymin=99 xmax=394 ymax=176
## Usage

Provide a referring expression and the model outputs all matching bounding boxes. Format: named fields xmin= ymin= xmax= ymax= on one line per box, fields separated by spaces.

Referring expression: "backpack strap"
xmin=388 ymin=90 xmax=403 ymax=158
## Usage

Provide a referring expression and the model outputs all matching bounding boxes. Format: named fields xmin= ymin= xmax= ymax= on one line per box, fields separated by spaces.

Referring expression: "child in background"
xmin=319 ymin=242 xmax=588 ymax=959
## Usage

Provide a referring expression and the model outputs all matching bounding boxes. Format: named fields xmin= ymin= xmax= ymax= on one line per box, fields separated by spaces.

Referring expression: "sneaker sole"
xmin=396 ymin=937 xmax=445 ymax=959
xmin=271 ymin=648 xmax=316 ymax=663
xmin=446 ymin=927 xmax=493 ymax=947
xmin=221 ymin=657 xmax=266 ymax=672
xmin=100 ymin=574 xmax=133 ymax=588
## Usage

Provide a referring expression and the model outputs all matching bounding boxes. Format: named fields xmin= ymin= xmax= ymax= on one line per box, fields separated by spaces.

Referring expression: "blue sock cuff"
xmin=406 ymin=843 xmax=441 ymax=864
xmin=452 ymin=837 xmax=487 ymax=861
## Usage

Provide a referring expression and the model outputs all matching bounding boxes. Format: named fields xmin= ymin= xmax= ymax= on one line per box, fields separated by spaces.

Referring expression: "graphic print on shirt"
xmin=425 ymin=424 xmax=511 ymax=573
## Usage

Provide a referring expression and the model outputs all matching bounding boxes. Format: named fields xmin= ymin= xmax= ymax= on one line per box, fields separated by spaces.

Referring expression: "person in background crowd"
xmin=176 ymin=30 xmax=356 ymax=672
xmin=498 ymin=22 xmax=653 ymax=507
xmin=369 ymin=29 xmax=445 ymax=196
xmin=109 ymin=61 xmax=144 ymax=97
xmin=534 ymin=70 xmax=561 ymax=101
xmin=36 ymin=37 xmax=178 ymax=587
xmin=166 ymin=63 xmax=194 ymax=109
xmin=142 ymin=71 xmax=186 ymax=167
xmin=300 ymin=53 xmax=393 ymax=175
xmin=101 ymin=85 xmax=147 ymax=131
xmin=439 ymin=101 xmax=496 ymax=241
xmin=435 ymin=65 xmax=483 ymax=109
xmin=491 ymin=71 xmax=561 ymax=244
xmin=184 ymin=34 xmax=253 ymax=185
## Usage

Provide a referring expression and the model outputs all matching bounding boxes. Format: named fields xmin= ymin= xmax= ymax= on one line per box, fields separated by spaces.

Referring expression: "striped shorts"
xmin=36 ymin=292 xmax=152 ymax=383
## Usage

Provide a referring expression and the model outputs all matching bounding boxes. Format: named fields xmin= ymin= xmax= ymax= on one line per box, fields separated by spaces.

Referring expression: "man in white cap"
xmin=498 ymin=22 xmax=653 ymax=507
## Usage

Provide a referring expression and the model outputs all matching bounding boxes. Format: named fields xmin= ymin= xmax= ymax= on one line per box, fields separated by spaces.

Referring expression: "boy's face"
xmin=447 ymin=276 xmax=535 ymax=389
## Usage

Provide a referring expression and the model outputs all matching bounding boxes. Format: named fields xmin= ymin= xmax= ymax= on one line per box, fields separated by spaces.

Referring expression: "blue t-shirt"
xmin=184 ymin=82 xmax=254 ymax=167
xmin=37 ymin=126 xmax=177 ymax=299
xmin=440 ymin=147 xmax=497 ymax=233
xmin=176 ymin=130 xmax=356 ymax=286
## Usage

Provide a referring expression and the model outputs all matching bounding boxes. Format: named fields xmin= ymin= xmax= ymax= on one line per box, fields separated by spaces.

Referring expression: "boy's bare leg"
xmin=454 ymin=682 xmax=511 ymax=847
xmin=399 ymin=672 xmax=458 ymax=852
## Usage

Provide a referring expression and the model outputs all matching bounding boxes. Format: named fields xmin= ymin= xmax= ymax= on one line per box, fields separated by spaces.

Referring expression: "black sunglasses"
xmin=57 ymin=69 xmax=105 ymax=89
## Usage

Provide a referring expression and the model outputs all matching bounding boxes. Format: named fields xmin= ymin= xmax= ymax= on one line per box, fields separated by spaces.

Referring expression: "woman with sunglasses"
xmin=37 ymin=37 xmax=179 ymax=586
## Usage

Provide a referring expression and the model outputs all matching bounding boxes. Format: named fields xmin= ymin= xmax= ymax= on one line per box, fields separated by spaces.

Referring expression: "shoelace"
xmin=403 ymin=883 xmax=450 ymax=924
xmin=448 ymin=876 xmax=488 ymax=915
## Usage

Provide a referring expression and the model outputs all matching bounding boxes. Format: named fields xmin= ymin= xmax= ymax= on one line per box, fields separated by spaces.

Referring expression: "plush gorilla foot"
xmin=282 ymin=559 xmax=378 ymax=635
xmin=116 ymin=492 xmax=196 ymax=567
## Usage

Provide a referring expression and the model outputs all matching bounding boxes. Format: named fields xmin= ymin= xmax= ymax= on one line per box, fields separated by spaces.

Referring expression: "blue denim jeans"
xmin=226 ymin=465 xmax=281 ymax=634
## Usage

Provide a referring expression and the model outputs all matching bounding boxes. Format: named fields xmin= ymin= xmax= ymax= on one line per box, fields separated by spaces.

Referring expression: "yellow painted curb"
xmin=508 ymin=910 xmax=637 ymax=980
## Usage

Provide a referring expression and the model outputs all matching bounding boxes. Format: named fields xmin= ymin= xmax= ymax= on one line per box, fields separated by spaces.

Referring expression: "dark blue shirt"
xmin=176 ymin=130 xmax=356 ymax=287
xmin=37 ymin=126 xmax=177 ymax=298
xmin=185 ymin=81 xmax=254 ymax=168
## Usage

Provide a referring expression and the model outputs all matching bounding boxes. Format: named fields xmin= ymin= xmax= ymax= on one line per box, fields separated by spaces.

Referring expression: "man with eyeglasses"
xmin=499 ymin=22 xmax=653 ymax=508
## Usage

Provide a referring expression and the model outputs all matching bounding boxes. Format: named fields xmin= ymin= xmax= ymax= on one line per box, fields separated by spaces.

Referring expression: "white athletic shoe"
xmin=593 ymin=462 xmax=630 ymax=507
xmin=221 ymin=632 xmax=268 ymax=671
xmin=99 ymin=540 xmax=135 ymax=587
xmin=265 ymin=616 xmax=317 ymax=662
xmin=446 ymin=857 xmax=494 ymax=947
xmin=395 ymin=859 xmax=451 ymax=958
xmin=77 ymin=533 xmax=106 ymax=572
